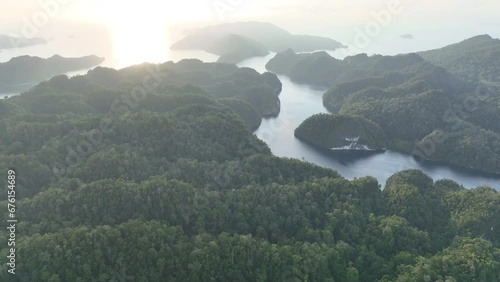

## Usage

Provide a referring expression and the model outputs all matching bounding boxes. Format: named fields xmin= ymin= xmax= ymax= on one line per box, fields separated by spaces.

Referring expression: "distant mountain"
xmin=0 ymin=34 xmax=47 ymax=49
xmin=209 ymin=34 xmax=269 ymax=64
xmin=418 ymin=35 xmax=500 ymax=83
xmin=171 ymin=21 xmax=346 ymax=63
xmin=0 ymin=55 xmax=105 ymax=93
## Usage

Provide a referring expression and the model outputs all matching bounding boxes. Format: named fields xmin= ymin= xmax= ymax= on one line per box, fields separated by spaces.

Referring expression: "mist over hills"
xmin=4 ymin=59 xmax=281 ymax=129
xmin=171 ymin=21 xmax=346 ymax=63
xmin=0 ymin=34 xmax=47 ymax=50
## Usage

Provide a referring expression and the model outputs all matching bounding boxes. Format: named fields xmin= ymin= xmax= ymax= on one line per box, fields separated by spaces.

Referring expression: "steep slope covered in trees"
xmin=419 ymin=34 xmax=500 ymax=83
xmin=4 ymin=59 xmax=282 ymax=129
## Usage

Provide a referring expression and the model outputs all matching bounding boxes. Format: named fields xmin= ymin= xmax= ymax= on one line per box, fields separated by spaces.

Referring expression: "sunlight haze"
xmin=2 ymin=0 xmax=500 ymax=66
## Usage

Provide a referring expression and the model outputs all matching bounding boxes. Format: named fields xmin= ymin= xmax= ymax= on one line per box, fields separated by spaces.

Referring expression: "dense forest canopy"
xmin=0 ymin=57 xmax=499 ymax=280
xmin=2 ymin=59 xmax=282 ymax=130
xmin=295 ymin=113 xmax=387 ymax=150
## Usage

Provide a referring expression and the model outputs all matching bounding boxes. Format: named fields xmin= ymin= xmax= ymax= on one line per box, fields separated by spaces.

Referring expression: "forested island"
xmin=0 ymin=62 xmax=499 ymax=280
xmin=268 ymin=36 xmax=500 ymax=175
xmin=171 ymin=21 xmax=346 ymax=63
xmin=295 ymin=113 xmax=387 ymax=151
xmin=0 ymin=54 xmax=105 ymax=93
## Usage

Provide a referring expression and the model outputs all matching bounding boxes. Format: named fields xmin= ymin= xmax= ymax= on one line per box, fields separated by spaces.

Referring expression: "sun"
xmin=109 ymin=1 xmax=173 ymax=68
xmin=110 ymin=13 xmax=169 ymax=68
xmin=79 ymin=0 xmax=175 ymax=68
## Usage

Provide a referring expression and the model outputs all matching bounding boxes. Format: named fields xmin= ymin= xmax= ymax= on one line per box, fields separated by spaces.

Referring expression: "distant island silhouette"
xmin=0 ymin=54 xmax=105 ymax=93
xmin=0 ymin=34 xmax=47 ymax=50
xmin=171 ymin=21 xmax=346 ymax=63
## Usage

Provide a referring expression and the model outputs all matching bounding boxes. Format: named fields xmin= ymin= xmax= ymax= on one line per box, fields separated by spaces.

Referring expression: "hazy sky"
xmin=1 ymin=0 xmax=499 ymax=66
xmin=3 ymin=0 xmax=499 ymax=29
xmin=2 ymin=1 xmax=498 ymax=27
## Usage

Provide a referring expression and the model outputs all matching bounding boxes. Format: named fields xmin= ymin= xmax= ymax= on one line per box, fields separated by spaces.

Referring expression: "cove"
xmin=238 ymin=53 xmax=500 ymax=189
